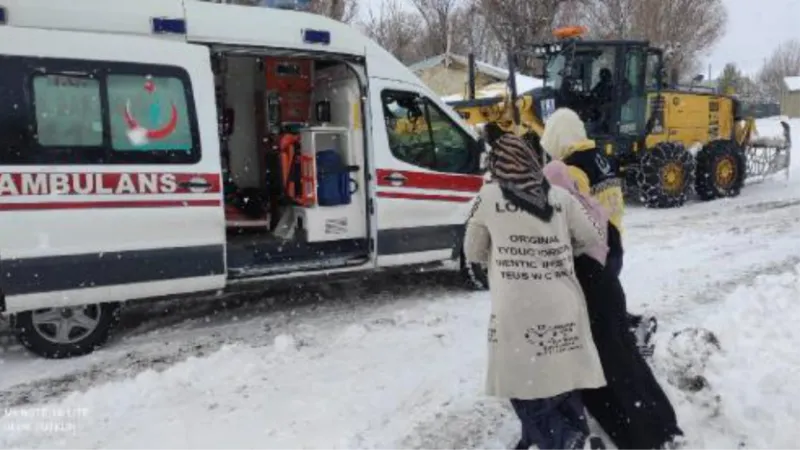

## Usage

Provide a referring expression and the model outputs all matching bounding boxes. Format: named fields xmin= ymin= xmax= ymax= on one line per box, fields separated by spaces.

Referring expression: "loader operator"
xmin=588 ymin=68 xmax=614 ymax=134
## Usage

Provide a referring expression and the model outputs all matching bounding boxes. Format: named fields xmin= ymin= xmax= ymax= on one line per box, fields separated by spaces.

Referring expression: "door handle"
xmin=382 ymin=172 xmax=407 ymax=185
xmin=179 ymin=179 xmax=212 ymax=190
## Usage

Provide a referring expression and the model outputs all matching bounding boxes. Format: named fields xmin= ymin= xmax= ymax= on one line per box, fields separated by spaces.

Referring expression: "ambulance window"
xmin=107 ymin=75 xmax=194 ymax=155
xmin=32 ymin=74 xmax=103 ymax=147
xmin=380 ymin=90 xmax=478 ymax=174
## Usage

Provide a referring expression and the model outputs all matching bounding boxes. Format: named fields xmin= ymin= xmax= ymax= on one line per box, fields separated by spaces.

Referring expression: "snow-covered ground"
xmin=1 ymin=117 xmax=798 ymax=449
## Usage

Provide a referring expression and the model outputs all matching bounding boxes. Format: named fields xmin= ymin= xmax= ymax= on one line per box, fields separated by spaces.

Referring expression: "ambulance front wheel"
xmin=12 ymin=302 xmax=121 ymax=359
xmin=460 ymin=251 xmax=489 ymax=291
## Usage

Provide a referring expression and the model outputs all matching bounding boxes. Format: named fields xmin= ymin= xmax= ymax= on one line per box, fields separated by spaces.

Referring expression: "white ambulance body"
xmin=0 ymin=0 xmax=487 ymax=357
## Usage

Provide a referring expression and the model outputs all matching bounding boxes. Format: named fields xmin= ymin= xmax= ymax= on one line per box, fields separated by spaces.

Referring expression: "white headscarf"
xmin=540 ymin=108 xmax=589 ymax=160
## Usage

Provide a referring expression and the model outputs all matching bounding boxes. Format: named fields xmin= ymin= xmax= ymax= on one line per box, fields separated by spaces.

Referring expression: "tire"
xmin=11 ymin=302 xmax=121 ymax=359
xmin=636 ymin=141 xmax=695 ymax=208
xmin=460 ymin=251 xmax=488 ymax=291
xmin=695 ymin=139 xmax=746 ymax=201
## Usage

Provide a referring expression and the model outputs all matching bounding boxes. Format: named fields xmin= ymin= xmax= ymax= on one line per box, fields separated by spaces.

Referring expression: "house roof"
xmin=784 ymin=76 xmax=800 ymax=91
xmin=409 ymin=53 xmax=516 ymax=81
xmin=410 ymin=53 xmax=543 ymax=101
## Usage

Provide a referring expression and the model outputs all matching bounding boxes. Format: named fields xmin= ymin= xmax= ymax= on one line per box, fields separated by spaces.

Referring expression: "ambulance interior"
xmin=212 ymin=52 xmax=370 ymax=276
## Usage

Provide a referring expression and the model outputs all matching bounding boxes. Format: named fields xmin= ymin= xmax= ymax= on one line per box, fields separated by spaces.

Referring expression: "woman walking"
xmin=540 ymin=107 xmax=657 ymax=356
xmin=540 ymin=110 xmax=684 ymax=449
xmin=464 ymin=125 xmax=607 ymax=450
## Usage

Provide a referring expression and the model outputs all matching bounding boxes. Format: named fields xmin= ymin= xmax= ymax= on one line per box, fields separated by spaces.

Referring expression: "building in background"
xmin=782 ymin=76 xmax=800 ymax=118
xmin=409 ymin=53 xmax=541 ymax=100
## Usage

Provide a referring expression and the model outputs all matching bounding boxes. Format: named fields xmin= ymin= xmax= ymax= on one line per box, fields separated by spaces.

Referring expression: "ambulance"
xmin=0 ymin=0 xmax=489 ymax=358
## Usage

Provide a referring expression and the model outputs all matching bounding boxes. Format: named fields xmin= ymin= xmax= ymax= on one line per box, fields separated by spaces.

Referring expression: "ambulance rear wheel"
xmin=460 ymin=251 xmax=489 ymax=291
xmin=12 ymin=302 xmax=121 ymax=359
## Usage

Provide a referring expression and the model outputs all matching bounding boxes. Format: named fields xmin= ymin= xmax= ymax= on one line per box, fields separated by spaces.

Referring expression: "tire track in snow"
xmin=0 ymin=270 xmax=467 ymax=408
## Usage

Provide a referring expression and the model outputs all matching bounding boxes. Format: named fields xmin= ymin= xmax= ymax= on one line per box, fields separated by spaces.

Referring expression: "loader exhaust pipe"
xmin=468 ymin=52 xmax=476 ymax=100
xmin=507 ymin=47 xmax=520 ymax=129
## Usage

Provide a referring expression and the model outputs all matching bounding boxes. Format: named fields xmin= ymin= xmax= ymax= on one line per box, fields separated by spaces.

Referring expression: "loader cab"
xmin=536 ymin=38 xmax=663 ymax=143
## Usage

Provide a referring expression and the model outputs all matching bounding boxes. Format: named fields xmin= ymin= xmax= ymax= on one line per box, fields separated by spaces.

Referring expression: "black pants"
xmin=510 ymin=391 xmax=589 ymax=450
xmin=575 ymin=256 xmax=683 ymax=449
xmin=607 ymin=251 xmax=645 ymax=331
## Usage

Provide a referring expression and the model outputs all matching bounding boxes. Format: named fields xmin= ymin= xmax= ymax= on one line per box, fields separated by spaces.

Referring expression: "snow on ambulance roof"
xmin=0 ymin=0 xmax=417 ymax=85
xmin=785 ymin=76 xmax=800 ymax=92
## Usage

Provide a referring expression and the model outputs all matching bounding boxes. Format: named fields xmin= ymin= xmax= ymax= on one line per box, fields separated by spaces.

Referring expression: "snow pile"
xmin=784 ymin=76 xmax=800 ymax=92
xmin=0 ymin=295 xmax=500 ymax=449
xmin=671 ymin=263 xmax=800 ymax=448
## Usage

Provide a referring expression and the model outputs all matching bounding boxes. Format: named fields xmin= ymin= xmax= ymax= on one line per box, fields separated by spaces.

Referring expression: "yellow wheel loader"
xmin=445 ymin=26 xmax=792 ymax=208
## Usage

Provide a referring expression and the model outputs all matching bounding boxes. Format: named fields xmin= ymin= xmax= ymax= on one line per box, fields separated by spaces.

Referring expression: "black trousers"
xmin=575 ymin=256 xmax=683 ymax=449
xmin=510 ymin=391 xmax=589 ymax=450
xmin=607 ymin=250 xmax=645 ymax=331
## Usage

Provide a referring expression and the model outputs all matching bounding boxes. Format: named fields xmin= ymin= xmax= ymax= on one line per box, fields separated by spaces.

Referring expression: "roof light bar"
xmin=151 ymin=17 xmax=186 ymax=35
xmin=303 ymin=29 xmax=330 ymax=45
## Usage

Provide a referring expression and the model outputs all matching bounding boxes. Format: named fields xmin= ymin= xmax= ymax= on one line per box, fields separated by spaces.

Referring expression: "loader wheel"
xmin=636 ymin=142 xmax=695 ymax=208
xmin=695 ymin=140 xmax=746 ymax=201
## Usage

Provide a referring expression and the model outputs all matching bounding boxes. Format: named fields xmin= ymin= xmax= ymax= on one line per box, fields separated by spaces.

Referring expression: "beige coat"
xmin=464 ymin=182 xmax=607 ymax=400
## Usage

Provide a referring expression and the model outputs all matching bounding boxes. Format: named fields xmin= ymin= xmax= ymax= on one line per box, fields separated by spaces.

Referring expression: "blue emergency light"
xmin=151 ymin=17 xmax=186 ymax=35
xmin=0 ymin=7 xmax=7 ymax=25
xmin=303 ymin=29 xmax=330 ymax=45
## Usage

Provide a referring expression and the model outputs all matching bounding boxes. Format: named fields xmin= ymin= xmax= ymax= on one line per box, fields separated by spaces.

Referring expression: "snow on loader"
xmin=445 ymin=26 xmax=792 ymax=208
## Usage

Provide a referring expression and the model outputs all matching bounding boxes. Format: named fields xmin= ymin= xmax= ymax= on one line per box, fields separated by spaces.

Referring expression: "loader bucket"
xmin=745 ymin=120 xmax=791 ymax=182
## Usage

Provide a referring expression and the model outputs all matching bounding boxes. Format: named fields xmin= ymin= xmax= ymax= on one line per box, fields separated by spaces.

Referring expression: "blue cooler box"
xmin=316 ymin=149 xmax=352 ymax=206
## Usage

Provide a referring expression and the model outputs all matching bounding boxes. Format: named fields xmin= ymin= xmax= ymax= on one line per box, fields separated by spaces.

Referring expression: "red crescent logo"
xmin=123 ymin=100 xmax=179 ymax=140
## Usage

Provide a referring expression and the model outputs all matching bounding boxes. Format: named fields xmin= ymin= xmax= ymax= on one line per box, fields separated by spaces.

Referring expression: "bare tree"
xmin=576 ymin=0 xmax=726 ymax=80
xmin=442 ymin=5 xmax=504 ymax=65
xmin=408 ymin=0 xmax=463 ymax=57
xmin=758 ymin=39 xmax=800 ymax=100
xmin=359 ymin=0 xmax=426 ymax=64
xmin=472 ymin=0 xmax=570 ymax=72
xmin=231 ymin=0 xmax=357 ymax=22
xmin=307 ymin=0 xmax=359 ymax=23
xmin=572 ymin=0 xmax=636 ymax=38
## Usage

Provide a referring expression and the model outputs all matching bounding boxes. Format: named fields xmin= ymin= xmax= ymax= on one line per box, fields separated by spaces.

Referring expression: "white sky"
xmin=703 ymin=0 xmax=800 ymax=77
xmin=360 ymin=0 xmax=800 ymax=79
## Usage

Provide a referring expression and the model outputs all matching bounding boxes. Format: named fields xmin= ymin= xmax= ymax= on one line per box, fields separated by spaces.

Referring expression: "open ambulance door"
xmin=344 ymin=60 xmax=379 ymax=268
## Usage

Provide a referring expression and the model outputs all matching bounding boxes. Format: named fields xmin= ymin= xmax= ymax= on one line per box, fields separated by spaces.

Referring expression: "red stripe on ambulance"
xmin=0 ymin=172 xmax=221 ymax=196
xmin=0 ymin=199 xmax=221 ymax=211
xmin=375 ymin=169 xmax=482 ymax=193
xmin=376 ymin=192 xmax=473 ymax=203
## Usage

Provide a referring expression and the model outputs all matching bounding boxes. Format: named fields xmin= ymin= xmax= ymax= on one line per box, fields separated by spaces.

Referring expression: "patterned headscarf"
xmin=488 ymin=132 xmax=554 ymax=221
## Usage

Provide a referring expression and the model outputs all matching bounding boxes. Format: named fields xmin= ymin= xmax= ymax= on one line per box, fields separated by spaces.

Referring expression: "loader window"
xmin=619 ymin=49 xmax=647 ymax=135
xmin=543 ymin=54 xmax=566 ymax=89
xmin=381 ymin=90 xmax=479 ymax=174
